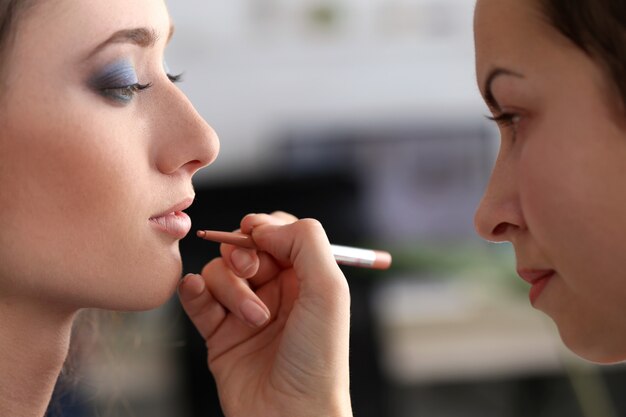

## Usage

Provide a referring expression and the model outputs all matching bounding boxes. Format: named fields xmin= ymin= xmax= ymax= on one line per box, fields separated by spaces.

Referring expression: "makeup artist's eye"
xmin=487 ymin=112 xmax=520 ymax=128
xmin=100 ymin=82 xmax=153 ymax=104
xmin=486 ymin=112 xmax=522 ymax=139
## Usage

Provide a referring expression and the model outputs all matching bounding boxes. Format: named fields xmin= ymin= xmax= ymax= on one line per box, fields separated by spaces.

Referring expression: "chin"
xmin=96 ymin=259 xmax=183 ymax=312
xmin=558 ymin=325 xmax=626 ymax=364
xmin=127 ymin=280 xmax=180 ymax=311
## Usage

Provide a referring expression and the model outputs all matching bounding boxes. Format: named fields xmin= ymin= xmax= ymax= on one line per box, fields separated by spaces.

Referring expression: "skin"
xmin=0 ymin=0 xmax=220 ymax=313
xmin=0 ymin=0 xmax=352 ymax=416
xmin=474 ymin=0 xmax=626 ymax=363
xmin=179 ymin=212 xmax=353 ymax=417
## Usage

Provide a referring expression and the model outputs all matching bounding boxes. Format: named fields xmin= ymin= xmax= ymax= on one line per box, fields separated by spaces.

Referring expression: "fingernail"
xmin=231 ymin=248 xmax=255 ymax=277
xmin=181 ymin=273 xmax=194 ymax=282
xmin=179 ymin=274 xmax=200 ymax=291
xmin=240 ymin=300 xmax=269 ymax=327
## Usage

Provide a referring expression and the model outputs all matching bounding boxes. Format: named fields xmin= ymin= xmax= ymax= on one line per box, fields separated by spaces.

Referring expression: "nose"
xmin=474 ymin=153 xmax=526 ymax=243
xmin=153 ymin=82 xmax=220 ymax=177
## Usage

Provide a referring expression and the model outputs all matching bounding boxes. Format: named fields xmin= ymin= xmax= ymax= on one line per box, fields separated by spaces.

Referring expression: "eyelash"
xmin=167 ymin=72 xmax=183 ymax=83
xmin=101 ymin=72 xmax=183 ymax=103
xmin=486 ymin=112 xmax=519 ymax=128
xmin=100 ymin=82 xmax=151 ymax=103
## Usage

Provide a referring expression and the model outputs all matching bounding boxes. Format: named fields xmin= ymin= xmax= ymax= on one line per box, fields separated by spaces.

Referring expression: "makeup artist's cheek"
xmin=514 ymin=116 xmax=530 ymax=140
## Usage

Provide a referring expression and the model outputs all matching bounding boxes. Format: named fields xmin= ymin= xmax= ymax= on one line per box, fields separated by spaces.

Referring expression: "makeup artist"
xmin=474 ymin=0 xmax=626 ymax=364
xmin=0 ymin=1 xmax=351 ymax=416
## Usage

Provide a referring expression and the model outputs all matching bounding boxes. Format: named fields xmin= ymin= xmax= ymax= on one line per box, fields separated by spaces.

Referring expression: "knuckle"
xmin=270 ymin=210 xmax=298 ymax=222
xmin=269 ymin=210 xmax=298 ymax=224
xmin=295 ymin=218 xmax=324 ymax=235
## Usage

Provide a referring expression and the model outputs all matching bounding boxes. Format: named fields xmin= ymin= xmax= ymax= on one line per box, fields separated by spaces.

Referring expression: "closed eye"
xmin=486 ymin=112 xmax=520 ymax=128
xmin=101 ymin=81 xmax=153 ymax=104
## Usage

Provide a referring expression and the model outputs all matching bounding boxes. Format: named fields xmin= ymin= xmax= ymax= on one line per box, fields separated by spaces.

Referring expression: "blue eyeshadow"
xmin=89 ymin=59 xmax=138 ymax=89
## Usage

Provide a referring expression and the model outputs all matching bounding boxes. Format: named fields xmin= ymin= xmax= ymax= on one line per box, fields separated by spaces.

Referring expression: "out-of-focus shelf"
xmin=372 ymin=276 xmax=580 ymax=385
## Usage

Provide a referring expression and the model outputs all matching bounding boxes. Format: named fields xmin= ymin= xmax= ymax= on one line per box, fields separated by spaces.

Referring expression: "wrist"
xmin=324 ymin=392 xmax=353 ymax=417
xmin=280 ymin=392 xmax=352 ymax=417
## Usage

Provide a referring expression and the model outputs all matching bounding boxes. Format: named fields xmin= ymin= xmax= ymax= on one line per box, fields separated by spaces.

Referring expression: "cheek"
xmin=2 ymin=113 xmax=142 ymax=235
xmin=519 ymin=118 xmax=626 ymax=270
xmin=518 ymin=121 xmax=626 ymax=331
xmin=0 ymin=104 xmax=179 ymax=308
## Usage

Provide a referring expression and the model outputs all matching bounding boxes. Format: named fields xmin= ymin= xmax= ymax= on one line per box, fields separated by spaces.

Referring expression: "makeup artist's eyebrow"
xmin=86 ymin=24 xmax=175 ymax=60
xmin=483 ymin=68 xmax=524 ymax=111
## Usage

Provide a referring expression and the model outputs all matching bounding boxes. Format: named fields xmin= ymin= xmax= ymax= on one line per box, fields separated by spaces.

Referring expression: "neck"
xmin=0 ymin=296 xmax=76 ymax=417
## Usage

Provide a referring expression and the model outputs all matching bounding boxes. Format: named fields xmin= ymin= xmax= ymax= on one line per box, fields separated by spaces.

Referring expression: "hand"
xmin=178 ymin=212 xmax=353 ymax=417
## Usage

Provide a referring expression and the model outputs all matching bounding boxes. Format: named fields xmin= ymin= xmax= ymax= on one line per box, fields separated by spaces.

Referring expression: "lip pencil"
xmin=196 ymin=230 xmax=392 ymax=270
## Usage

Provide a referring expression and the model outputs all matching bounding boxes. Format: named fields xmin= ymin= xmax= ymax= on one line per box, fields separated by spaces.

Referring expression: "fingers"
xmin=178 ymin=259 xmax=271 ymax=336
xmin=217 ymin=228 xmax=260 ymax=279
xmin=240 ymin=211 xmax=297 ymax=234
xmin=215 ymin=209 xmax=299 ymax=278
xmin=202 ymin=258 xmax=271 ymax=327
xmin=178 ymin=273 xmax=226 ymax=340
xmin=184 ymin=211 xmax=348 ymax=337
xmin=222 ymin=246 xmax=260 ymax=278
xmin=219 ymin=212 xmax=295 ymax=281
xmin=239 ymin=213 xmax=347 ymax=293
xmin=181 ymin=212 xmax=295 ymax=339
xmin=246 ymin=216 xmax=350 ymax=312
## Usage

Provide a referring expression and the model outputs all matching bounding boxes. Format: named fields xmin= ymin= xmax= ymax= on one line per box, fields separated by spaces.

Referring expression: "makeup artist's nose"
xmin=474 ymin=154 xmax=526 ymax=243
xmin=154 ymin=85 xmax=220 ymax=176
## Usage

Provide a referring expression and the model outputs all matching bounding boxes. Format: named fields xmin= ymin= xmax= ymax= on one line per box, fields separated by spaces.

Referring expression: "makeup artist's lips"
xmin=149 ymin=197 xmax=194 ymax=239
xmin=517 ymin=269 xmax=555 ymax=306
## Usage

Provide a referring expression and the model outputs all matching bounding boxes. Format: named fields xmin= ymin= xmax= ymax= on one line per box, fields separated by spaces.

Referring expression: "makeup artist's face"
xmin=0 ymin=0 xmax=219 ymax=311
xmin=474 ymin=0 xmax=626 ymax=363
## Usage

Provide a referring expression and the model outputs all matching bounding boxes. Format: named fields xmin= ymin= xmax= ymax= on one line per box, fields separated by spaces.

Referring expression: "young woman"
xmin=0 ymin=1 xmax=351 ymax=416
xmin=474 ymin=0 xmax=626 ymax=364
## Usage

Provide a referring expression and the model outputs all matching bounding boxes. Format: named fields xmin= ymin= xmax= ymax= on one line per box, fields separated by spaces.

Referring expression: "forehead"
xmin=14 ymin=0 xmax=171 ymax=56
xmin=473 ymin=0 xmax=565 ymax=88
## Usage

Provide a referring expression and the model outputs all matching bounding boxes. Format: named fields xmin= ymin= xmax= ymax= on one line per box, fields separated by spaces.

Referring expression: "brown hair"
xmin=0 ymin=0 xmax=35 ymax=82
xmin=0 ymin=1 xmax=24 ymax=54
xmin=540 ymin=0 xmax=626 ymax=111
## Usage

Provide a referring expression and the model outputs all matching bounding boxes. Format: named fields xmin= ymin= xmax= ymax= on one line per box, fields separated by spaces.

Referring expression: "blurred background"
xmin=50 ymin=0 xmax=626 ymax=416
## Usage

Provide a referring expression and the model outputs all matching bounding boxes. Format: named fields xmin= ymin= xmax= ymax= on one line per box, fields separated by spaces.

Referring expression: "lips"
xmin=149 ymin=197 xmax=194 ymax=239
xmin=517 ymin=269 xmax=555 ymax=305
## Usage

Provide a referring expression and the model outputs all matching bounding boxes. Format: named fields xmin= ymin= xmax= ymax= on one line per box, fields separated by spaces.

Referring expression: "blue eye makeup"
xmin=90 ymin=59 xmax=152 ymax=104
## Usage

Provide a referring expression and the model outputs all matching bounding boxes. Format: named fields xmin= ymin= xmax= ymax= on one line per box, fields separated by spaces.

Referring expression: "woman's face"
xmin=474 ymin=0 xmax=626 ymax=363
xmin=0 ymin=0 xmax=219 ymax=312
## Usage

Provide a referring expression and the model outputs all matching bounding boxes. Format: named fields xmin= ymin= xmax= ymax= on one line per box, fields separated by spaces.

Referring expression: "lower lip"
xmin=529 ymin=272 xmax=555 ymax=305
xmin=149 ymin=211 xmax=192 ymax=239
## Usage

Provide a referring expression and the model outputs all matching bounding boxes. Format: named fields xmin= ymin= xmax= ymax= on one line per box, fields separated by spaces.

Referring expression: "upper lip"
xmin=150 ymin=196 xmax=195 ymax=219
xmin=516 ymin=268 xmax=555 ymax=284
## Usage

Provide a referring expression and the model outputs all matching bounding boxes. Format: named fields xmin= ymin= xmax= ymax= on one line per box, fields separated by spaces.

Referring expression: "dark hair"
xmin=0 ymin=1 xmax=24 ymax=56
xmin=0 ymin=0 xmax=35 ymax=81
xmin=540 ymin=0 xmax=626 ymax=111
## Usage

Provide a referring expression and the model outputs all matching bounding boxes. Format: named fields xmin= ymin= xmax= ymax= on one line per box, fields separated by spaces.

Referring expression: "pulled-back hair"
xmin=0 ymin=0 xmax=37 ymax=87
xmin=0 ymin=0 xmax=28 ymax=59
xmin=540 ymin=0 xmax=626 ymax=111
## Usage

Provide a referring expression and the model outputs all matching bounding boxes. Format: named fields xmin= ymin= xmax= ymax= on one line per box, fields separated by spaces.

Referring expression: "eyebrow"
xmin=483 ymin=68 xmax=524 ymax=111
xmin=87 ymin=25 xmax=175 ymax=59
